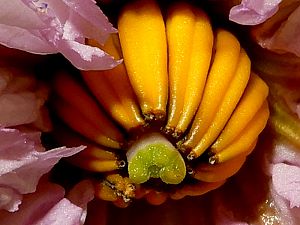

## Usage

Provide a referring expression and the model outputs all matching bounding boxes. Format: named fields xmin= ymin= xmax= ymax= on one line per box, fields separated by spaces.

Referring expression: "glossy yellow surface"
xmin=118 ymin=0 xmax=168 ymax=120
xmin=165 ymin=2 xmax=213 ymax=136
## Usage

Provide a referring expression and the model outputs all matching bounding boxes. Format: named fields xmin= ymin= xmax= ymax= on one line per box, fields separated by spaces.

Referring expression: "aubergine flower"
xmin=0 ymin=0 xmax=300 ymax=225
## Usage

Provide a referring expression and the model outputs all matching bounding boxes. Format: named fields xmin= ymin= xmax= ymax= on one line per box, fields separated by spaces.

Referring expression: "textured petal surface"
xmin=33 ymin=199 xmax=82 ymax=225
xmin=272 ymin=163 xmax=300 ymax=208
xmin=267 ymin=140 xmax=300 ymax=224
xmin=0 ymin=128 xmax=85 ymax=212
xmin=0 ymin=0 xmax=119 ymax=70
xmin=259 ymin=5 xmax=300 ymax=57
xmin=0 ymin=180 xmax=94 ymax=225
xmin=0 ymin=92 xmax=38 ymax=127
xmin=229 ymin=0 xmax=282 ymax=25
xmin=0 ymin=68 xmax=42 ymax=127
xmin=271 ymin=141 xmax=300 ymax=167
xmin=0 ymin=187 xmax=22 ymax=212
xmin=57 ymin=39 xmax=121 ymax=70
xmin=270 ymin=186 xmax=300 ymax=224
xmin=0 ymin=181 xmax=65 ymax=225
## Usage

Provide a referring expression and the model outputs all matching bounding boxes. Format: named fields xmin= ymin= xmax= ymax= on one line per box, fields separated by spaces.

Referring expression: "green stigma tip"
xmin=126 ymin=132 xmax=186 ymax=184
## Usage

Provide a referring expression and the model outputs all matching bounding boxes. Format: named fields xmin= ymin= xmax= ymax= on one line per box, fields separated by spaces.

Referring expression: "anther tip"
xmin=187 ymin=152 xmax=196 ymax=161
xmin=162 ymin=126 xmax=174 ymax=135
xmin=172 ymin=129 xmax=183 ymax=139
xmin=187 ymin=167 xmax=194 ymax=175
xmin=208 ymin=155 xmax=218 ymax=165
xmin=118 ymin=160 xmax=126 ymax=168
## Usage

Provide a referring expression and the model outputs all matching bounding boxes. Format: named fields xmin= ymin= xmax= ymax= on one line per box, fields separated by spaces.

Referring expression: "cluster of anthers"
xmin=51 ymin=0 xmax=269 ymax=207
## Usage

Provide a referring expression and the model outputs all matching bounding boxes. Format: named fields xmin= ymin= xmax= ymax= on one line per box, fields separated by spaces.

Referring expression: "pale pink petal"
xmin=0 ymin=0 xmax=56 ymax=53
xmin=270 ymin=186 xmax=300 ymax=224
xmin=0 ymin=1 xmax=44 ymax=29
xmin=266 ymin=141 xmax=300 ymax=224
xmin=60 ymin=0 xmax=117 ymax=44
xmin=0 ymin=181 xmax=65 ymax=225
xmin=229 ymin=0 xmax=282 ymax=25
xmin=57 ymin=39 xmax=121 ymax=70
xmin=67 ymin=180 xmax=94 ymax=208
xmin=271 ymin=141 xmax=300 ymax=167
xmin=0 ymin=187 xmax=22 ymax=212
xmin=1 ymin=69 xmax=36 ymax=93
xmin=66 ymin=180 xmax=95 ymax=224
xmin=33 ymin=180 xmax=94 ymax=225
xmin=0 ymin=67 xmax=46 ymax=127
xmin=0 ymin=180 xmax=95 ymax=225
xmin=33 ymin=198 xmax=83 ymax=225
xmin=272 ymin=163 xmax=300 ymax=208
xmin=0 ymin=0 xmax=119 ymax=70
xmin=0 ymin=24 xmax=56 ymax=54
xmin=0 ymin=128 xmax=85 ymax=212
xmin=261 ymin=5 xmax=300 ymax=57
xmin=0 ymin=92 xmax=38 ymax=127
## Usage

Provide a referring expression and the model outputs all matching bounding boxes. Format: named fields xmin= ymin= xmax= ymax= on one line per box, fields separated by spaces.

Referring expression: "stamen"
xmin=102 ymin=175 xmax=135 ymax=203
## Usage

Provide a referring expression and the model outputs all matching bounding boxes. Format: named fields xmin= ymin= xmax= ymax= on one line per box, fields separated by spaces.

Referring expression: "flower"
xmin=0 ymin=0 xmax=300 ymax=225
xmin=0 ymin=0 xmax=121 ymax=70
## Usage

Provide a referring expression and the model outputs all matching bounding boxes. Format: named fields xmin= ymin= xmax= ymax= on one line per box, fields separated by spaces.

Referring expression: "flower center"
xmin=50 ymin=0 xmax=270 ymax=207
xmin=126 ymin=132 xmax=186 ymax=184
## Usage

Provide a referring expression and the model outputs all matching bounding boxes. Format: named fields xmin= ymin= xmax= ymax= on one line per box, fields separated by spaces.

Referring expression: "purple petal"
xmin=0 ymin=180 xmax=94 ymax=225
xmin=0 ymin=68 xmax=42 ymax=127
xmin=0 ymin=93 xmax=38 ymax=127
xmin=0 ymin=187 xmax=22 ymax=212
xmin=229 ymin=0 xmax=282 ymax=25
xmin=270 ymin=186 xmax=300 ymax=224
xmin=272 ymin=163 xmax=300 ymax=208
xmin=67 ymin=180 xmax=94 ymax=208
xmin=266 ymin=140 xmax=300 ymax=224
xmin=0 ymin=24 xmax=56 ymax=54
xmin=57 ymin=39 xmax=121 ymax=70
xmin=60 ymin=0 xmax=117 ymax=44
xmin=0 ymin=0 xmax=56 ymax=53
xmin=0 ymin=181 xmax=65 ymax=224
xmin=0 ymin=128 xmax=85 ymax=212
xmin=0 ymin=67 xmax=52 ymax=130
xmin=33 ymin=199 xmax=83 ymax=225
xmin=0 ymin=0 xmax=119 ymax=70
xmin=262 ymin=5 xmax=300 ymax=57
xmin=271 ymin=141 xmax=300 ymax=167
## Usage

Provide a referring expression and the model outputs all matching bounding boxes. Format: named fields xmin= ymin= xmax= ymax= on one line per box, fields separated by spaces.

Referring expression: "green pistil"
xmin=270 ymin=100 xmax=300 ymax=148
xmin=126 ymin=132 xmax=186 ymax=184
